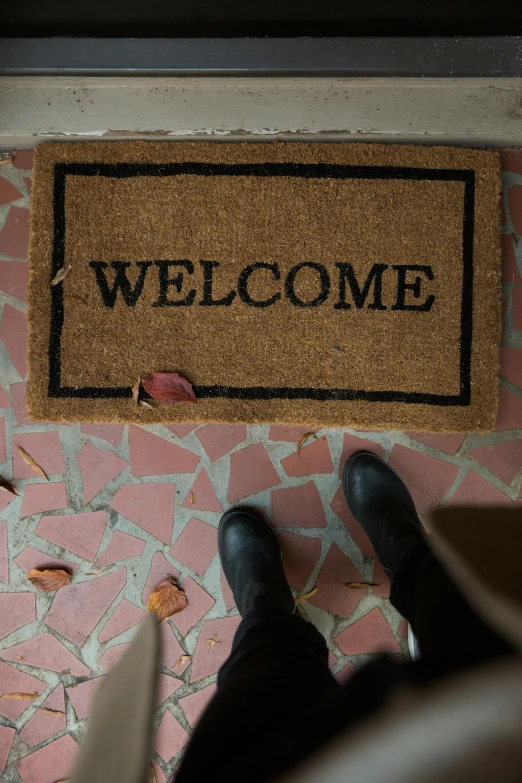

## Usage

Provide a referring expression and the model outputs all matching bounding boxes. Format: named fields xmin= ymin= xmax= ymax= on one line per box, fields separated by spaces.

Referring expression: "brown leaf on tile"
xmin=173 ymin=654 xmax=191 ymax=671
xmin=142 ymin=372 xmax=196 ymax=405
xmin=16 ymin=655 xmax=23 ymax=660
xmin=296 ymin=432 xmax=317 ymax=455
xmin=36 ymin=706 xmax=66 ymax=716
xmin=189 ymin=492 xmax=196 ymax=505
xmin=0 ymin=475 xmax=18 ymax=495
xmin=206 ymin=634 xmax=220 ymax=652
xmin=1 ymin=692 xmax=38 ymax=700
xmin=50 ymin=265 xmax=72 ymax=286
xmin=147 ymin=763 xmax=157 ymax=783
xmin=16 ymin=446 xmax=49 ymax=481
xmin=85 ymin=565 xmax=113 ymax=576
xmin=295 ymin=587 xmax=318 ymax=604
xmin=132 ymin=377 xmax=141 ymax=405
xmin=147 ymin=577 xmax=188 ymax=622
xmin=344 ymin=582 xmax=377 ymax=590
xmin=26 ymin=568 xmax=71 ymax=592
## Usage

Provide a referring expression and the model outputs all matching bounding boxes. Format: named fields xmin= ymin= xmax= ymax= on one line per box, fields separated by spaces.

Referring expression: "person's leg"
xmin=176 ymin=510 xmax=343 ymax=783
xmin=343 ymin=451 xmax=512 ymax=676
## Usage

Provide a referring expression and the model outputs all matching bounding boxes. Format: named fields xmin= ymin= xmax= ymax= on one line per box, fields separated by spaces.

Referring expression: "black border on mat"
xmin=48 ymin=161 xmax=475 ymax=406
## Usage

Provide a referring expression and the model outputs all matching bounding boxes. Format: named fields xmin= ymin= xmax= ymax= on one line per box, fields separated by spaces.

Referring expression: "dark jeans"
xmin=177 ymin=540 xmax=512 ymax=783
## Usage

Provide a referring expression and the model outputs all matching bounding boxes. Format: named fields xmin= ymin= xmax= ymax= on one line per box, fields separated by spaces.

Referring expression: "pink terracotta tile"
xmin=150 ymin=758 xmax=166 ymax=783
xmin=171 ymin=576 xmax=216 ymax=637
xmin=0 ymin=592 xmax=35 ymax=640
xmin=141 ymin=552 xmax=180 ymax=606
xmin=20 ymin=684 xmax=66 ymax=747
xmin=406 ymin=432 xmax=466 ymax=456
xmin=2 ymin=633 xmax=90 ymax=677
xmin=77 ymin=441 xmax=127 ymax=504
xmin=0 ymin=724 xmax=15 ymax=772
xmin=0 ymin=303 xmax=28 ymax=378
xmin=271 ymin=480 xmax=326 ymax=528
xmin=513 ymin=287 xmax=522 ymax=331
xmin=398 ymin=618 xmax=409 ymax=638
xmin=495 ymin=386 xmax=522 ymax=431
xmin=338 ymin=434 xmax=384 ymax=478
xmin=180 ymin=469 xmax=222 ymax=512
xmin=500 ymin=348 xmax=522 ymax=389
xmin=99 ymin=643 xmax=130 ymax=672
xmin=220 ymin=569 xmax=235 ymax=611
xmin=165 ymin=424 xmax=198 ymax=439
xmin=468 ymin=439 xmax=522 ymax=485
xmin=190 ymin=616 xmax=242 ymax=683
xmin=281 ymin=436 xmax=334 ymax=477
xmin=13 ymin=432 xmax=65 ymax=479
xmin=0 ymin=417 xmax=5 ymax=462
xmin=179 ymin=683 xmax=218 ymax=727
xmin=16 ymin=733 xmax=79 ymax=783
xmin=46 ymin=567 xmax=126 ymax=646
xmin=502 ymin=234 xmax=522 ymax=284
xmin=0 ymin=661 xmax=46 ymax=720
xmin=330 ymin=484 xmax=375 ymax=557
xmin=155 ymin=672 xmax=183 ymax=708
xmin=98 ymin=599 xmax=147 ymax=643
xmin=0 ymin=177 xmax=23 ymax=205
xmin=154 ymin=709 xmax=190 ymax=763
xmin=10 ymin=381 xmax=30 ymax=424
xmin=334 ymin=607 xmax=401 ymax=655
xmin=328 ymin=649 xmax=338 ymax=668
xmin=196 ymin=424 xmax=247 ymax=461
xmin=94 ymin=529 xmax=146 ymax=567
xmin=66 ymin=676 xmax=104 ymax=720
xmin=508 ymin=185 xmax=522 ymax=235
xmin=169 ymin=518 xmax=218 ymax=576
xmin=502 ymin=294 xmax=508 ymax=339
xmin=0 ymin=493 xmax=16 ymax=515
xmin=159 ymin=622 xmax=190 ymax=672
xmin=227 ymin=443 xmax=281 ymax=503
xmin=35 ymin=510 xmax=106 ymax=561
xmin=335 ymin=662 xmax=356 ymax=684
xmin=372 ymin=559 xmax=390 ymax=598
xmin=0 ymin=259 xmax=28 ymax=300
xmin=20 ymin=481 xmax=67 ymax=518
xmin=111 ymin=482 xmax=176 ymax=545
xmin=502 ymin=149 xmax=522 ymax=176
xmin=279 ymin=531 xmax=322 ymax=590
xmin=447 ymin=471 xmax=512 ymax=506
xmin=80 ymin=424 xmax=125 ymax=446
xmin=12 ymin=149 xmax=34 ymax=170
xmin=23 ymin=177 xmax=32 ymax=195
xmin=14 ymin=545 xmax=78 ymax=575
xmin=129 ymin=426 xmax=199 ymax=477
xmin=268 ymin=425 xmax=317 ymax=442
xmin=0 ymin=521 xmax=8 ymax=584
xmin=308 ymin=544 xmax=365 ymax=618
xmin=0 ymin=206 xmax=30 ymax=258
xmin=387 ymin=444 xmax=460 ymax=513
xmin=0 ymin=385 xmax=10 ymax=407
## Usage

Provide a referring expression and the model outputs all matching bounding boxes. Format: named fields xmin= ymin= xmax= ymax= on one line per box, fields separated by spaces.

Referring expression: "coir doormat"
xmin=27 ymin=142 xmax=501 ymax=430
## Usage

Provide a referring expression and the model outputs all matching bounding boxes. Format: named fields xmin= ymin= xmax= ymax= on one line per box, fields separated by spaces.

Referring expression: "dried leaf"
xmin=142 ymin=372 xmax=196 ymax=405
xmin=132 ymin=377 xmax=141 ymax=405
xmin=344 ymin=582 xmax=377 ymax=590
xmin=0 ymin=475 xmax=18 ymax=495
xmin=54 ymin=779 xmax=69 ymax=783
xmin=1 ymin=692 xmax=38 ymax=700
xmin=85 ymin=565 xmax=113 ymax=576
xmin=147 ymin=764 xmax=157 ymax=783
xmin=206 ymin=634 xmax=220 ymax=652
xmin=36 ymin=706 xmax=66 ymax=716
xmin=16 ymin=655 xmax=23 ymax=660
xmin=295 ymin=587 xmax=318 ymax=604
xmin=173 ymin=655 xmax=191 ymax=671
xmin=138 ymin=399 xmax=154 ymax=409
xmin=189 ymin=492 xmax=196 ymax=505
xmin=147 ymin=577 xmax=188 ymax=622
xmin=16 ymin=446 xmax=49 ymax=481
xmin=512 ymin=231 xmax=520 ymax=246
xmin=296 ymin=432 xmax=317 ymax=455
xmin=50 ymin=265 xmax=71 ymax=286
xmin=26 ymin=568 xmax=71 ymax=592
xmin=0 ymin=158 xmax=10 ymax=165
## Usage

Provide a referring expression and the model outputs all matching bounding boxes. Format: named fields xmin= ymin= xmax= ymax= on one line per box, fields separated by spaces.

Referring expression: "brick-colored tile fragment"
xmin=14 ymin=546 xmax=78 ymax=575
xmin=0 ymin=661 xmax=45 ymax=720
xmin=12 ymin=432 xmax=65 ymax=480
xmin=98 ymin=599 xmax=147 ymax=643
xmin=0 ymin=259 xmax=29 ymax=300
xmin=111 ymin=482 xmax=176 ymax=546
xmin=0 ymin=206 xmax=30 ymax=258
xmin=227 ymin=443 xmax=281 ymax=503
xmin=35 ymin=511 xmax=106 ymax=561
xmin=66 ymin=677 xmax=105 ymax=720
xmin=0 ymin=592 xmax=35 ymax=640
xmin=129 ymin=426 xmax=199 ymax=477
xmin=499 ymin=348 xmax=522 ymax=389
xmin=330 ymin=483 xmax=375 ymax=557
xmin=281 ymin=436 xmax=334 ymax=477
xmin=180 ymin=469 xmax=222 ymax=512
xmin=0 ymin=303 xmax=28 ymax=378
xmin=20 ymin=684 xmax=66 ymax=747
xmin=169 ymin=517 xmax=218 ymax=576
xmin=20 ymin=482 xmax=67 ymax=518
xmin=16 ymin=733 xmax=78 ymax=783
xmin=308 ymin=544 xmax=365 ymax=618
xmin=154 ymin=709 xmax=190 ymax=763
xmin=0 ymin=725 xmax=15 ymax=772
xmin=77 ymin=441 xmax=127 ymax=504
xmin=335 ymin=607 xmax=401 ymax=655
xmin=196 ymin=424 xmax=247 ymax=461
xmin=271 ymin=480 xmax=326 ymax=528
xmin=171 ymin=576 xmax=216 ymax=637
xmin=387 ymin=444 xmax=460 ymax=513
xmin=94 ymin=529 xmax=146 ymax=567
xmin=0 ymin=177 xmax=23 ymax=206
xmin=279 ymin=531 xmax=322 ymax=590
xmin=179 ymin=682 xmax=218 ymax=727
xmin=495 ymin=387 xmax=522 ymax=431
xmin=2 ymin=633 xmax=90 ymax=677
xmin=447 ymin=471 xmax=513 ymax=506
xmin=190 ymin=616 xmax=241 ymax=683
xmin=80 ymin=424 xmax=125 ymax=446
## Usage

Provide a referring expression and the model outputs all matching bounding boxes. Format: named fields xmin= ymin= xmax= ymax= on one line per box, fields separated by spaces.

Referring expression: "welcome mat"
xmin=27 ymin=142 xmax=501 ymax=431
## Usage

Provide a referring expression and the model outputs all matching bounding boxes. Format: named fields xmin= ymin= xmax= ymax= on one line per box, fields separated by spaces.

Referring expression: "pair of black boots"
xmin=220 ymin=451 xmax=424 ymax=618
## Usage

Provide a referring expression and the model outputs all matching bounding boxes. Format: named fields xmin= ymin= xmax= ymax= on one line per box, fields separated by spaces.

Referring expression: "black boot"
xmin=342 ymin=451 xmax=425 ymax=573
xmin=219 ymin=508 xmax=295 ymax=617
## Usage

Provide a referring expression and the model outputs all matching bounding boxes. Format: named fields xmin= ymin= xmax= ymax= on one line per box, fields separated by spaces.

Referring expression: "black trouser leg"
xmin=176 ymin=607 xmax=343 ymax=783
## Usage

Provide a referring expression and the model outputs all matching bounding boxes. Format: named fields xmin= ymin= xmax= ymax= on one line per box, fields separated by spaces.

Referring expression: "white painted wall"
xmin=1 ymin=77 xmax=522 ymax=147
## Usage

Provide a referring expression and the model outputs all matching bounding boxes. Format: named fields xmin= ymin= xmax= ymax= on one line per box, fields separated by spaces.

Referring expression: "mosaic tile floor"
xmin=0 ymin=147 xmax=521 ymax=783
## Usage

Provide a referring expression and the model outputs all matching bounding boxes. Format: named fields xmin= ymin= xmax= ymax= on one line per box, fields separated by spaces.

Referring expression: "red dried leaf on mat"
xmin=0 ymin=475 xmax=18 ymax=495
xmin=26 ymin=568 xmax=71 ymax=592
xmin=147 ymin=577 xmax=188 ymax=622
xmin=142 ymin=372 xmax=196 ymax=405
